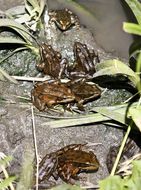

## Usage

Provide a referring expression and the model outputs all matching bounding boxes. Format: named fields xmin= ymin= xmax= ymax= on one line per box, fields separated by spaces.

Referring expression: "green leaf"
xmin=0 ymin=47 xmax=29 ymax=66
xmin=15 ymin=13 xmax=31 ymax=24
xmin=124 ymin=161 xmax=141 ymax=190
xmin=0 ymin=72 xmax=5 ymax=81
xmin=99 ymin=175 xmax=124 ymax=190
xmin=0 ymin=156 xmax=12 ymax=167
xmin=0 ymin=18 xmax=32 ymax=43
xmin=26 ymin=0 xmax=40 ymax=10
xmin=0 ymin=176 xmax=16 ymax=189
xmin=125 ymin=0 xmax=141 ymax=25
xmin=0 ymin=37 xmax=27 ymax=45
xmin=16 ymin=147 xmax=34 ymax=190
xmin=94 ymin=59 xmax=140 ymax=87
xmin=43 ymin=113 xmax=110 ymax=128
xmin=129 ymin=107 xmax=141 ymax=131
xmin=92 ymin=106 xmax=128 ymax=125
xmin=99 ymin=160 xmax=141 ymax=190
xmin=37 ymin=0 xmax=46 ymax=20
xmin=44 ymin=103 xmax=139 ymax=128
xmin=123 ymin=22 xmax=141 ymax=36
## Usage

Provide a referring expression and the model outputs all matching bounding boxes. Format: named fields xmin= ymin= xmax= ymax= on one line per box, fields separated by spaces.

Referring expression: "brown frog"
xmin=56 ymin=144 xmax=100 ymax=184
xmin=37 ymin=144 xmax=99 ymax=185
xmin=31 ymin=80 xmax=101 ymax=111
xmin=36 ymin=43 xmax=68 ymax=79
xmin=31 ymin=80 xmax=76 ymax=111
xmin=49 ymin=8 xmax=80 ymax=31
xmin=66 ymin=80 xmax=101 ymax=108
xmin=68 ymin=42 xmax=100 ymax=80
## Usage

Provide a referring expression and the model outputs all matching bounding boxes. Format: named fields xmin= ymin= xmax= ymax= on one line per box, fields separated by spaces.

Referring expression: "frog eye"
xmin=76 ymin=47 xmax=81 ymax=52
xmin=83 ymin=44 xmax=87 ymax=48
xmin=48 ymin=45 xmax=52 ymax=49
xmin=56 ymin=52 xmax=62 ymax=59
xmin=66 ymin=21 xmax=71 ymax=27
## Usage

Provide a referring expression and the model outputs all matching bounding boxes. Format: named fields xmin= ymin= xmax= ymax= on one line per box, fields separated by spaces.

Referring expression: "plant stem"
xmin=31 ymin=106 xmax=39 ymax=190
xmin=110 ymin=122 xmax=133 ymax=176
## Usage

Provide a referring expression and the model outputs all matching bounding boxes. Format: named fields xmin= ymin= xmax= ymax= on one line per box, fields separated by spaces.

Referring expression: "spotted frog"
xmin=68 ymin=42 xmax=100 ymax=80
xmin=31 ymin=80 xmax=101 ymax=111
xmin=37 ymin=144 xmax=99 ymax=185
xmin=49 ymin=8 xmax=80 ymax=31
xmin=36 ymin=43 xmax=68 ymax=79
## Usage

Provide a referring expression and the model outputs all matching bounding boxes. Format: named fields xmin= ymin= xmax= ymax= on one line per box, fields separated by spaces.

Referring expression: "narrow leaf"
xmin=125 ymin=0 xmax=141 ymax=25
xmin=0 ymin=19 xmax=31 ymax=42
xmin=0 ymin=176 xmax=16 ymax=189
xmin=26 ymin=0 xmax=40 ymax=10
xmin=45 ymin=103 xmax=138 ymax=128
xmin=16 ymin=147 xmax=34 ymax=190
xmin=92 ymin=107 xmax=127 ymax=125
xmin=0 ymin=37 xmax=27 ymax=44
xmin=37 ymin=0 xmax=46 ymax=20
xmin=95 ymin=59 xmax=140 ymax=87
xmin=129 ymin=107 xmax=141 ymax=131
xmin=123 ymin=22 xmax=141 ymax=36
xmin=0 ymin=67 xmax=18 ymax=84
xmin=0 ymin=47 xmax=28 ymax=66
xmin=99 ymin=175 xmax=124 ymax=190
xmin=43 ymin=113 xmax=110 ymax=128
xmin=0 ymin=156 xmax=12 ymax=167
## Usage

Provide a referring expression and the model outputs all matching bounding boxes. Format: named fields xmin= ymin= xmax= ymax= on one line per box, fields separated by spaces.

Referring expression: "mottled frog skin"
xmin=49 ymin=8 xmax=80 ymax=31
xmin=31 ymin=80 xmax=101 ymax=111
xmin=31 ymin=80 xmax=75 ymax=111
xmin=68 ymin=42 xmax=100 ymax=80
xmin=36 ymin=43 xmax=68 ymax=79
xmin=56 ymin=144 xmax=99 ymax=183
xmin=35 ymin=144 xmax=99 ymax=186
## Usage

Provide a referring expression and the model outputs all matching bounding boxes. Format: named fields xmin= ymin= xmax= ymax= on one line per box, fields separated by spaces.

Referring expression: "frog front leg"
xmin=58 ymin=58 xmax=68 ymax=79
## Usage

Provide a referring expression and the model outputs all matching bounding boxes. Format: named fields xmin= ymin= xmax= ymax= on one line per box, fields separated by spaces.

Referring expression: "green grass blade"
xmin=125 ymin=0 xmax=141 ymax=25
xmin=123 ymin=22 xmax=141 ymax=36
xmin=26 ymin=0 xmax=40 ymax=10
xmin=0 ymin=37 xmax=27 ymax=45
xmin=129 ymin=107 xmax=141 ymax=132
xmin=16 ymin=147 xmax=34 ymax=190
xmin=92 ymin=107 xmax=127 ymax=125
xmin=0 ymin=19 xmax=31 ymax=43
xmin=0 ymin=67 xmax=18 ymax=84
xmin=0 ymin=156 xmax=12 ymax=167
xmin=44 ymin=103 xmax=139 ymax=128
xmin=43 ymin=113 xmax=110 ymax=128
xmin=136 ymin=52 xmax=141 ymax=91
xmin=0 ymin=47 xmax=29 ymax=66
xmin=0 ymin=176 xmax=16 ymax=189
xmin=37 ymin=0 xmax=46 ymax=20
